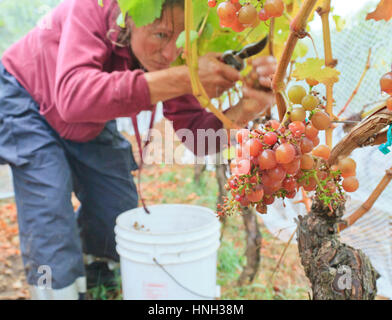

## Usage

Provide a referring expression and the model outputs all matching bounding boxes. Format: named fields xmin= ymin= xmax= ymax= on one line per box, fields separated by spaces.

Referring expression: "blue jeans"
xmin=0 ymin=61 xmax=139 ymax=289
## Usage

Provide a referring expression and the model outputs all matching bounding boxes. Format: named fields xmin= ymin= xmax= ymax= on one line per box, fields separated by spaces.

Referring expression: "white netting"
xmin=262 ymin=11 xmax=392 ymax=298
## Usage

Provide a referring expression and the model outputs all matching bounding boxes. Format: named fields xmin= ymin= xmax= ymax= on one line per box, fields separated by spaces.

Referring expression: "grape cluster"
xmin=380 ymin=71 xmax=392 ymax=111
xmin=208 ymin=0 xmax=284 ymax=33
xmin=217 ymin=84 xmax=360 ymax=217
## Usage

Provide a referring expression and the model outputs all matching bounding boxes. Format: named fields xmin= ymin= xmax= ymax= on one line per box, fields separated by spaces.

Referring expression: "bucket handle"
xmin=152 ymin=257 xmax=219 ymax=300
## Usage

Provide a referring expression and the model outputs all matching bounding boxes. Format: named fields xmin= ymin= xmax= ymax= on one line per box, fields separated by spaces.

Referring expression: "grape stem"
xmin=339 ymin=167 xmax=392 ymax=231
xmin=184 ymin=0 xmax=238 ymax=129
xmin=197 ymin=7 xmax=210 ymax=37
xmin=337 ymin=49 xmax=372 ymax=118
xmin=272 ymin=0 xmax=319 ymax=121
xmin=279 ymin=91 xmax=292 ymax=128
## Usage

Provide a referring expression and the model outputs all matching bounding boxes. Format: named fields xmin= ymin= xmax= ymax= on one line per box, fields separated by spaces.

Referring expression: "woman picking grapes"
xmin=0 ymin=0 xmax=276 ymax=299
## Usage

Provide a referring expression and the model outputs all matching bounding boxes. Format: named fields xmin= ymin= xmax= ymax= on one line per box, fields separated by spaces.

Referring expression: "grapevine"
xmin=217 ymin=82 xmax=361 ymax=217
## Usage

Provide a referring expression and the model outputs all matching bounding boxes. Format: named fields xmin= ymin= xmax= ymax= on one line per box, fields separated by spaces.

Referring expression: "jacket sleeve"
xmin=54 ymin=0 xmax=151 ymax=123
xmin=163 ymin=94 xmax=227 ymax=157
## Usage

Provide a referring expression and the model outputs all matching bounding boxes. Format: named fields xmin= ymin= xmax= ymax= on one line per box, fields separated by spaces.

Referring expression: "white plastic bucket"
xmin=115 ymin=204 xmax=221 ymax=300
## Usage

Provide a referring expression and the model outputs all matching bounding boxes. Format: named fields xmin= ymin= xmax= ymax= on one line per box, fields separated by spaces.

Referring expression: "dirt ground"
xmin=0 ymin=200 xmax=30 ymax=299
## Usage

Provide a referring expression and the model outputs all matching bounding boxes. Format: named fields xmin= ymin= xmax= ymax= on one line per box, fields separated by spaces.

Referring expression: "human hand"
xmin=251 ymin=55 xmax=277 ymax=89
xmin=197 ymin=52 xmax=241 ymax=98
xmin=225 ymin=86 xmax=275 ymax=127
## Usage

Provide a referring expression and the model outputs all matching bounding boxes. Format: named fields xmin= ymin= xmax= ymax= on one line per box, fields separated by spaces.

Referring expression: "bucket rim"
xmin=114 ymin=223 xmax=220 ymax=245
xmin=114 ymin=232 xmax=220 ymax=255
xmin=116 ymin=204 xmax=220 ymax=236
xmin=116 ymin=241 xmax=220 ymax=265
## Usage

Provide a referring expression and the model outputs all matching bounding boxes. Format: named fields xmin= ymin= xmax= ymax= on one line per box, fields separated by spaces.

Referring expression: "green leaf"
xmin=176 ymin=30 xmax=198 ymax=49
xmin=117 ymin=0 xmax=165 ymax=28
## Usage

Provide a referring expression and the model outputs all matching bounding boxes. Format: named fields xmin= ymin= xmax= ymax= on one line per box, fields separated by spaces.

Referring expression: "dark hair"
xmin=107 ymin=0 xmax=184 ymax=48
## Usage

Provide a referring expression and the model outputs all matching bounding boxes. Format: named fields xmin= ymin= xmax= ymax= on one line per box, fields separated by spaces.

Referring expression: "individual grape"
xmin=316 ymin=170 xmax=328 ymax=180
xmin=208 ymin=0 xmax=217 ymax=8
xmin=305 ymin=124 xmax=319 ymax=139
xmin=288 ymin=85 xmax=306 ymax=104
xmin=231 ymin=19 xmax=246 ymax=32
xmin=288 ymin=121 xmax=305 ymax=138
xmin=263 ymin=132 xmax=278 ymax=146
xmin=282 ymin=177 xmax=298 ymax=192
xmin=286 ymin=190 xmax=297 ymax=199
xmin=237 ymin=159 xmax=251 ymax=175
xmin=258 ymin=8 xmax=270 ymax=21
xmin=311 ymin=135 xmax=320 ymax=147
xmin=217 ymin=1 xmax=237 ymax=21
xmin=266 ymin=165 xmax=286 ymax=182
xmin=342 ymin=176 xmax=359 ymax=192
xmin=300 ymin=137 xmax=314 ymax=154
xmin=338 ymin=157 xmax=356 ymax=178
xmin=264 ymin=0 xmax=285 ymax=18
xmin=301 ymin=94 xmax=319 ymax=111
xmin=220 ymin=18 xmax=234 ymax=28
xmin=312 ymin=145 xmax=331 ymax=160
xmin=311 ymin=110 xmax=331 ymax=131
xmin=240 ymin=196 xmax=250 ymax=207
xmin=265 ymin=119 xmax=280 ymax=130
xmin=258 ymin=149 xmax=277 ymax=170
xmin=256 ymin=203 xmax=267 ymax=214
xmin=236 ymin=128 xmax=250 ymax=144
xmin=263 ymin=194 xmax=275 ymax=205
xmin=300 ymin=154 xmax=314 ymax=170
xmin=238 ymin=3 xmax=257 ymax=25
xmin=302 ymin=177 xmax=317 ymax=192
xmin=268 ymin=180 xmax=283 ymax=193
xmin=230 ymin=0 xmax=239 ymax=3
xmin=388 ymin=97 xmax=392 ymax=111
xmin=290 ymin=106 xmax=307 ymax=122
xmin=247 ymin=188 xmax=264 ymax=202
xmin=380 ymin=71 xmax=392 ymax=94
xmin=282 ymin=157 xmax=300 ymax=175
xmin=275 ymin=143 xmax=296 ymax=164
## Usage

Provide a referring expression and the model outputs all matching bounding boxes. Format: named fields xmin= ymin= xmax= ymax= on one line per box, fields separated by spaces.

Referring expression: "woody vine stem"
xmin=184 ymin=0 xmax=238 ymax=129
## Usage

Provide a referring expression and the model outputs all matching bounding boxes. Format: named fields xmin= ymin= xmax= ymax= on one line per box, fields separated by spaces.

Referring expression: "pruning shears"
xmin=221 ymin=35 xmax=269 ymax=71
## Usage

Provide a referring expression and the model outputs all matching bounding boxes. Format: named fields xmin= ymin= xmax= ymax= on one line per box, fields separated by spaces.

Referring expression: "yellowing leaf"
xmin=366 ymin=0 xmax=392 ymax=21
xmin=222 ymin=146 xmax=236 ymax=160
xmin=292 ymin=58 xmax=340 ymax=86
xmin=332 ymin=15 xmax=346 ymax=32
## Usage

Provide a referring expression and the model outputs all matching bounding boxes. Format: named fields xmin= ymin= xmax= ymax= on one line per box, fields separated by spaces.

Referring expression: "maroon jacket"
xmin=1 ymin=0 xmax=223 ymax=153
